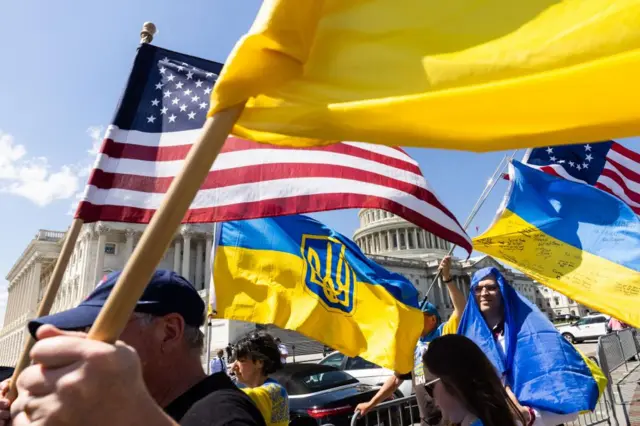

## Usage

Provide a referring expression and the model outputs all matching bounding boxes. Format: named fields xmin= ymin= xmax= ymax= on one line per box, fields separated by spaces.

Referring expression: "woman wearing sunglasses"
xmin=423 ymin=334 xmax=528 ymax=426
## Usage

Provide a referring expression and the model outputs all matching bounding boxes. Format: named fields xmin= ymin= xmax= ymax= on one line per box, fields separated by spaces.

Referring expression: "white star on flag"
xmin=151 ymin=99 xmax=160 ymax=106
xmin=147 ymin=115 xmax=156 ymax=123
xmin=188 ymin=111 xmax=196 ymax=120
xmin=168 ymin=114 xmax=177 ymax=123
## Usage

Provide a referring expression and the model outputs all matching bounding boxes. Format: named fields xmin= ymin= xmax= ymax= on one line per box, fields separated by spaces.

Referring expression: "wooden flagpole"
xmin=87 ymin=105 xmax=245 ymax=343
xmin=6 ymin=220 xmax=83 ymax=400
xmin=5 ymin=22 xmax=158 ymax=401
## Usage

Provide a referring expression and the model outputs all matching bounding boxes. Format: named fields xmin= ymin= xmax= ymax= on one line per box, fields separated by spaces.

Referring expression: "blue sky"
xmin=1 ymin=1 xmax=634 ymax=326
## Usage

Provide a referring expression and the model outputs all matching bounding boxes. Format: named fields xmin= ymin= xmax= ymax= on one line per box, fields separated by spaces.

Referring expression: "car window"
xmin=592 ymin=316 xmax=607 ymax=323
xmin=294 ymin=370 xmax=358 ymax=395
xmin=319 ymin=353 xmax=345 ymax=369
xmin=576 ymin=319 xmax=589 ymax=325
xmin=346 ymin=356 xmax=379 ymax=370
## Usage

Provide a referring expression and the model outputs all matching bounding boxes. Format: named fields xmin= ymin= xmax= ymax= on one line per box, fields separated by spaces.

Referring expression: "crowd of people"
xmin=0 ymin=257 xmax=609 ymax=426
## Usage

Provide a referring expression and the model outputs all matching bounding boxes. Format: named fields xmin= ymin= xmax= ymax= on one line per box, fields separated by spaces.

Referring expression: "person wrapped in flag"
xmin=457 ymin=267 xmax=607 ymax=425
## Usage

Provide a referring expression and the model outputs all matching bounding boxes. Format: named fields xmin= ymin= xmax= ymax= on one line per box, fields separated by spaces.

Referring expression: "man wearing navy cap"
xmin=356 ymin=256 xmax=467 ymax=426
xmin=1 ymin=270 xmax=265 ymax=426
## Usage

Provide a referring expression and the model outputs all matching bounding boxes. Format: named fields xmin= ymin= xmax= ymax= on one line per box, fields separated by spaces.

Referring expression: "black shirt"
xmin=164 ymin=372 xmax=266 ymax=426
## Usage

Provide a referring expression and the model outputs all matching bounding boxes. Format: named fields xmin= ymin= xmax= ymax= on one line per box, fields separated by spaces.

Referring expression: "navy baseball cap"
xmin=421 ymin=301 xmax=441 ymax=322
xmin=28 ymin=270 xmax=205 ymax=339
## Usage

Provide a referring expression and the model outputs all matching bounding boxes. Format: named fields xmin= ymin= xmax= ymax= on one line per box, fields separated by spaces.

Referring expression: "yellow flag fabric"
xmin=473 ymin=161 xmax=640 ymax=327
xmin=209 ymin=0 xmax=640 ymax=151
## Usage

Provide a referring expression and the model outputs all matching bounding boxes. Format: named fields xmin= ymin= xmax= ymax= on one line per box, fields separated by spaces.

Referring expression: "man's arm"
xmin=355 ymin=374 xmax=406 ymax=415
xmin=439 ymin=256 xmax=466 ymax=318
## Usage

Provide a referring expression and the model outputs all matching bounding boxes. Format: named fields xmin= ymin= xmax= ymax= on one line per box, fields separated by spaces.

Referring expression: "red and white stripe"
xmin=76 ymin=125 xmax=473 ymax=253
xmin=596 ymin=142 xmax=640 ymax=215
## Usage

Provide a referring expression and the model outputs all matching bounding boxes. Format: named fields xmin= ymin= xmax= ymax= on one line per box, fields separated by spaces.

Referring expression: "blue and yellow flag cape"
xmin=210 ymin=0 xmax=640 ymax=151
xmin=474 ymin=160 xmax=640 ymax=328
xmin=209 ymin=215 xmax=423 ymax=373
xmin=458 ymin=267 xmax=606 ymax=414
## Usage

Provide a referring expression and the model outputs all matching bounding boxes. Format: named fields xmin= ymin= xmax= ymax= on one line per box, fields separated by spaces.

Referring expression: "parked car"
xmin=318 ymin=351 xmax=413 ymax=397
xmin=557 ymin=314 xmax=610 ymax=343
xmin=0 ymin=366 xmax=13 ymax=382
xmin=271 ymin=363 xmax=391 ymax=426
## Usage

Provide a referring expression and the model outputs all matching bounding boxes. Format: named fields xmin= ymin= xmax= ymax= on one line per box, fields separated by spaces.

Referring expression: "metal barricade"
xmin=598 ymin=333 xmax=626 ymax=374
xmin=566 ymin=357 xmax=613 ymax=426
xmin=618 ymin=330 xmax=638 ymax=366
xmin=351 ymin=396 xmax=419 ymax=426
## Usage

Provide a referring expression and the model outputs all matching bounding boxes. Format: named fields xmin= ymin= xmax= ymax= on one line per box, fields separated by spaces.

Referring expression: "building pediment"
xmin=462 ymin=255 xmax=508 ymax=274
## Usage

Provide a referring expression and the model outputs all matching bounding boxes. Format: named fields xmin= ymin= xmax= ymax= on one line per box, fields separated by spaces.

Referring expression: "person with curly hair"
xmin=232 ymin=331 xmax=289 ymax=426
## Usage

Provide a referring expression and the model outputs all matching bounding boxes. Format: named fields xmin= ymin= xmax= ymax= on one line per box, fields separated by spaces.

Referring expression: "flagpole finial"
xmin=140 ymin=22 xmax=157 ymax=44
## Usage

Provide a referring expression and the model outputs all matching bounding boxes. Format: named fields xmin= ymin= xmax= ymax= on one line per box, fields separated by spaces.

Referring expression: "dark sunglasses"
xmin=423 ymin=377 xmax=440 ymax=398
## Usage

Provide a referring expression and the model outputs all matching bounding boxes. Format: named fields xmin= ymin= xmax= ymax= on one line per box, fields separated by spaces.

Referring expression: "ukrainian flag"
xmin=474 ymin=160 xmax=640 ymax=328
xmin=210 ymin=215 xmax=423 ymax=373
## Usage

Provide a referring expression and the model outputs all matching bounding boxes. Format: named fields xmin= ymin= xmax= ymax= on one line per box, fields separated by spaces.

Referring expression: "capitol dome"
xmin=353 ymin=209 xmax=451 ymax=259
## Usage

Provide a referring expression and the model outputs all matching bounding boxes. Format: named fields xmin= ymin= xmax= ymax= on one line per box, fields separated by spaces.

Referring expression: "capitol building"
xmin=0 ymin=210 xmax=589 ymax=366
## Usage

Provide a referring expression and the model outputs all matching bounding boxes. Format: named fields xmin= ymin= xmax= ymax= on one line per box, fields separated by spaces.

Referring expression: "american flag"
xmin=523 ymin=141 xmax=640 ymax=215
xmin=75 ymin=44 xmax=472 ymax=254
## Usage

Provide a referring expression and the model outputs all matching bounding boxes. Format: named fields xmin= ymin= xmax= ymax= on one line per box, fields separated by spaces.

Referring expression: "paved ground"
xmin=575 ymin=341 xmax=598 ymax=357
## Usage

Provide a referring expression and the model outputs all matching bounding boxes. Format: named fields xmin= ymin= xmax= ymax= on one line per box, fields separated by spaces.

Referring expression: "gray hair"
xmin=135 ymin=313 xmax=204 ymax=351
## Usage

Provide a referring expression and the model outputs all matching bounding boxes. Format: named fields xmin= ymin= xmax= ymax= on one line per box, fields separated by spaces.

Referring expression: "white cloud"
xmin=0 ymin=127 xmax=103 ymax=208
xmin=67 ymin=126 xmax=105 ymax=214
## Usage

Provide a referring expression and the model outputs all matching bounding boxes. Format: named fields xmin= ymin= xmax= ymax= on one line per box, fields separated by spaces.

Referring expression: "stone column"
xmin=79 ymin=232 xmax=93 ymax=298
xmin=395 ymin=230 xmax=400 ymax=249
xmin=386 ymin=231 xmax=392 ymax=251
xmin=438 ymin=276 xmax=447 ymax=307
xmin=205 ymin=233 xmax=213 ymax=288
xmin=181 ymin=228 xmax=192 ymax=283
xmin=18 ymin=275 xmax=24 ymax=318
xmin=173 ymin=239 xmax=182 ymax=274
xmin=27 ymin=260 xmax=42 ymax=314
xmin=7 ymin=285 xmax=14 ymax=323
xmin=195 ymin=240 xmax=204 ymax=290
xmin=404 ymin=228 xmax=410 ymax=249
xmin=94 ymin=224 xmax=109 ymax=286
xmin=125 ymin=229 xmax=136 ymax=258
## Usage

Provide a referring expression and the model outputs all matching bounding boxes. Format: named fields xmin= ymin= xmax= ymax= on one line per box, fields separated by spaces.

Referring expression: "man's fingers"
xmin=29 ymin=335 xmax=106 ymax=369
xmin=36 ymin=324 xmax=88 ymax=341
xmin=16 ymin=363 xmax=82 ymax=398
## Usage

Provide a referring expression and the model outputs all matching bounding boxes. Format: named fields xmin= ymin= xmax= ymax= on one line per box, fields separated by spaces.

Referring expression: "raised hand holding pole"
xmin=420 ymin=150 xmax=518 ymax=309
